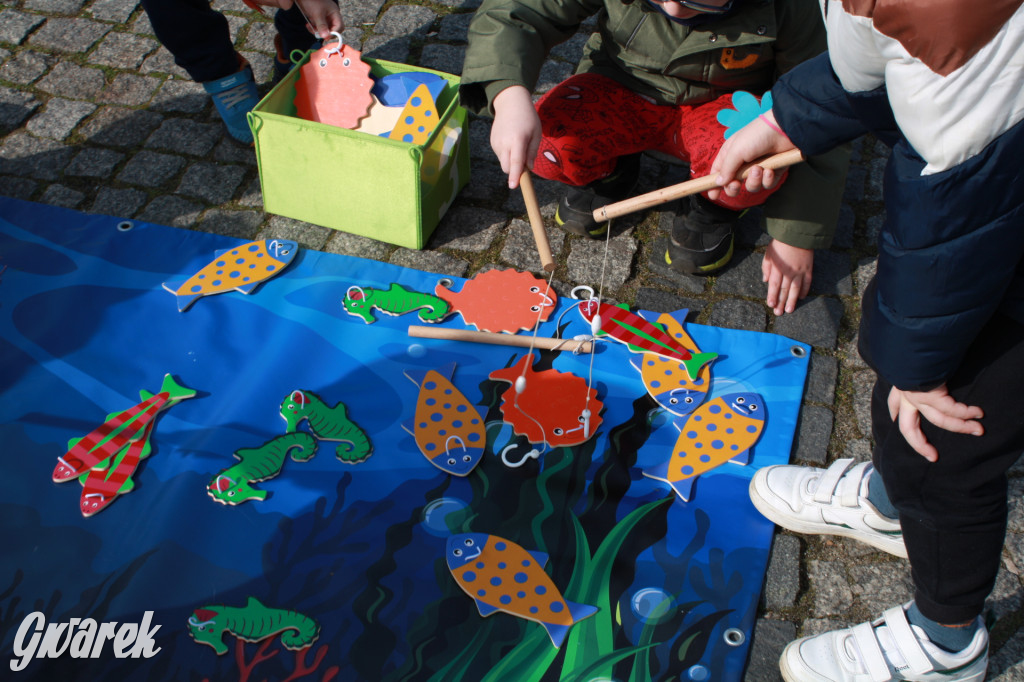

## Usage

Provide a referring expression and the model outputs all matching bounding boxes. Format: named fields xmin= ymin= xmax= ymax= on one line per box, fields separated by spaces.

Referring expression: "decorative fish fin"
xmin=245 ymin=596 xmax=265 ymax=610
xmin=403 ymin=368 xmax=428 ymax=386
xmin=435 ymin=361 xmax=457 ymax=382
xmin=669 ymin=476 xmax=696 ymax=502
xmin=401 ymin=417 xmax=416 ymax=436
xmin=487 ymin=353 xmax=534 ymax=384
xmin=642 ymin=460 xmax=672 ymax=483
xmin=175 ymin=293 xmax=203 ymax=312
xmin=386 ymin=282 xmax=411 ymax=294
xmin=566 ymin=600 xmax=599 ymax=624
xmin=681 ymin=352 xmax=718 ymax=382
xmin=118 ymin=477 xmax=136 ymax=494
xmin=527 ymin=549 xmax=548 ymax=568
xmin=234 ymin=447 xmax=262 ymax=461
xmin=542 ymin=621 xmax=572 ymax=648
xmin=628 ymin=355 xmax=644 ymax=373
xmin=729 ymin=449 xmax=752 ymax=466
xmin=213 ymin=248 xmax=232 ymax=259
xmin=159 ymin=374 xmax=197 ymax=402
xmin=474 ymin=599 xmax=501 ymax=618
xmin=234 ymin=282 xmax=261 ymax=295
xmin=161 ymin=280 xmax=184 ymax=294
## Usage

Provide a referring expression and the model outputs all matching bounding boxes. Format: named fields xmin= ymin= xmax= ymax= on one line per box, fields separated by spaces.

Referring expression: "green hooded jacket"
xmin=460 ymin=0 xmax=850 ymax=248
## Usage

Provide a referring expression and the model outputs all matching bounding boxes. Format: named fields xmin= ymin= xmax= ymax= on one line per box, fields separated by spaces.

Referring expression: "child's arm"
xmin=762 ymin=239 xmax=812 ymax=316
xmin=246 ymin=0 xmax=344 ymax=38
xmin=491 ymin=85 xmax=542 ymax=190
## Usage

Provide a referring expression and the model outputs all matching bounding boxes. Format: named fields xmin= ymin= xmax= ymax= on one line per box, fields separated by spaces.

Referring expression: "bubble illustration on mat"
xmin=421 ymin=497 xmax=468 ymax=536
xmin=630 ymin=587 xmax=673 ymax=623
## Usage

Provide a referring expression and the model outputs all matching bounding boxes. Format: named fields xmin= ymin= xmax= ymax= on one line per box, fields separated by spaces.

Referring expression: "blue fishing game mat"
xmin=0 ymin=196 xmax=808 ymax=681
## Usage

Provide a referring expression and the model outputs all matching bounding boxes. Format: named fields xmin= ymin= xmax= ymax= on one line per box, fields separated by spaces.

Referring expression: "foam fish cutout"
xmin=402 ymin=363 xmax=486 ymax=476
xmin=488 ymin=353 xmax=602 ymax=448
xmin=352 ymin=95 xmax=405 ymax=136
xmin=208 ymin=432 xmax=319 ymax=505
xmin=293 ymin=39 xmax=373 ymax=129
xmin=578 ymin=300 xmax=716 ymax=380
xmin=373 ymin=72 xmax=447 ymax=107
xmin=446 ymin=532 xmax=598 ymax=647
xmin=436 ymin=269 xmax=557 ymax=333
xmin=629 ymin=309 xmax=714 ymax=416
xmin=388 ymin=82 xmax=441 ymax=145
xmin=53 ymin=374 xmax=196 ymax=483
xmin=342 ymin=282 xmax=450 ymax=324
xmin=642 ymin=392 xmax=766 ymax=501
xmin=163 ymin=239 xmax=298 ymax=312
xmin=77 ymin=421 xmax=154 ymax=517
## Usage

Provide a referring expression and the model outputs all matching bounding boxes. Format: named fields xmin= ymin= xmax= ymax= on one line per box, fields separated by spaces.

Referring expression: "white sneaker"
xmin=749 ymin=458 xmax=907 ymax=558
xmin=780 ymin=604 xmax=988 ymax=682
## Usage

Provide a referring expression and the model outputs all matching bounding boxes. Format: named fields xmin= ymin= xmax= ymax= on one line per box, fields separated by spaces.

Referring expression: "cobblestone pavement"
xmin=1 ymin=0 xmax=1022 ymax=678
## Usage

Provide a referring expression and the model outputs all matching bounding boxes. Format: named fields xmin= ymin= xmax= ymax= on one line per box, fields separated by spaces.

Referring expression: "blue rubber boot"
xmin=202 ymin=56 xmax=259 ymax=145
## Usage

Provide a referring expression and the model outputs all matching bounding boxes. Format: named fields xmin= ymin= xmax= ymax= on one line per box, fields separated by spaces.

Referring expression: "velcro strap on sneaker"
xmin=851 ymin=621 xmax=893 ymax=682
xmin=839 ymin=462 xmax=871 ymax=508
xmin=882 ymin=606 xmax=934 ymax=675
xmin=812 ymin=458 xmax=854 ymax=504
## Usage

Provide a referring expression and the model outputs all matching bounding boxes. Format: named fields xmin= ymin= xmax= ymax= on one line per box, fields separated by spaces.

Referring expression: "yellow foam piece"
xmin=387 ymin=83 xmax=440 ymax=145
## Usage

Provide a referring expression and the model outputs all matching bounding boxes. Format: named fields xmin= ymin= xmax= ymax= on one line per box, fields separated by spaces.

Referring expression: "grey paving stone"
xmin=420 ymin=43 xmax=464 ymax=77
xmin=139 ymin=46 xmax=189 ymax=79
xmin=848 ymin=563 xmax=914 ymax=615
xmin=990 ymin=631 xmax=1024 ymax=682
xmin=39 ymin=183 xmax=84 ymax=208
xmin=841 ymin=159 xmax=867 ymax=204
xmin=988 ymin=562 xmax=1023 ymax=622
xmin=808 ymin=559 xmax=854 ymax=617
xmin=237 ymin=176 xmax=262 ymax=208
xmin=29 ymin=17 xmax=108 ymax=53
xmin=35 ymin=61 xmax=105 ymax=99
xmin=772 ymin=296 xmax=844 ymax=349
xmin=0 ymin=10 xmax=45 ymax=44
xmin=90 ymin=186 xmax=146 ymax=217
xmin=460 ymin=160 xmax=508 ymax=201
xmin=79 ymin=106 xmax=164 ymax=147
xmin=764 ymin=534 xmax=801 ymax=610
xmin=145 ymin=118 xmax=223 ymax=156
xmin=428 ymin=205 xmax=505 ymax=252
xmin=468 ymin=117 xmax=492 ymax=161
xmin=129 ymin=8 xmax=153 ymax=35
xmin=793 ymin=404 xmax=833 ymax=465
xmin=0 ymin=47 xmax=7 ymax=62
xmin=346 ymin=0 xmax=388 ymax=25
xmin=855 ymin=256 xmax=876 ymax=299
xmin=65 ymin=147 xmax=123 ymax=177
xmin=24 ymin=0 xmax=86 ymax=12
xmin=709 ymin=298 xmax=766 ymax=332
xmin=646 ymin=237 xmax=706 ymax=295
xmin=0 ymin=89 xmax=41 ymax=133
xmin=254 ymin=214 xmax=329 ymax=249
xmin=116 ymin=150 xmax=185 ymax=188
xmin=809 ymin=250 xmax=853 ymax=297
xmin=504 ymin=173 xmax=560 ymax=218
xmin=850 ymin=368 xmax=875 ymax=439
xmin=199 ymin=209 xmax=263 ymax=240
xmin=137 ymin=194 xmax=202 ymax=228
xmin=87 ymin=0 xmax=138 ymax=22
xmin=564 ymin=231 xmax=636 ymax=291
xmin=550 ymin=31 xmax=590 ymax=62
xmin=842 ymin=438 xmax=872 ymax=464
xmin=0 ymin=175 xmax=38 ymax=200
xmin=324 ymin=229 xmax=392 ymax=260
xmin=24 ymin=97 xmax=95 ymax=139
xmin=501 ymin=217 xmax=567 ymax=275
xmin=536 ymin=59 xmax=574 ymax=95
xmin=714 ymin=248 xmax=765 ymax=299
xmin=150 ymin=79 xmax=209 ymax=113
xmin=360 ymin=34 xmax=411 ymax=63
xmin=88 ymin=31 xmax=157 ymax=69
xmin=433 ymin=0 xmax=482 ymax=8
xmin=437 ymin=12 xmax=472 ymax=42
xmin=805 ymin=352 xmax=839 ymax=404
xmin=243 ymin=20 xmax=277 ymax=53
xmin=1008 ymin=478 xmax=1024 ymax=534
xmin=633 ymin=288 xmax=706 ymax=317
xmin=734 ymin=209 xmax=769 ymax=249
xmin=374 ymin=4 xmax=436 ymax=37
xmin=742 ymin=618 xmax=795 ymax=682
xmin=865 ymin=214 xmax=884 ymax=247
xmin=0 ymin=50 xmax=54 ymax=84
xmin=0 ymin=132 xmax=72 ymax=180
xmin=176 ymin=162 xmax=246 ymax=204
xmin=832 ymin=203 xmax=855 ymax=250
xmin=97 ymin=73 xmax=161 ymax=106
xmin=390 ymin=248 xmax=469 ymax=279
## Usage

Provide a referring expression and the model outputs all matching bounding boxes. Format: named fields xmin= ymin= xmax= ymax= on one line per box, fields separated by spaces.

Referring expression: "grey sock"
xmin=866 ymin=469 xmax=899 ymax=521
xmin=906 ymin=601 xmax=979 ymax=653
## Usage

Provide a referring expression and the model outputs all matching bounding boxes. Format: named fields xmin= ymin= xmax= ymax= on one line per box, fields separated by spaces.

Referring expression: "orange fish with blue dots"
xmin=630 ymin=309 xmax=715 ymax=417
xmin=162 ymin=239 xmax=297 ymax=312
xmin=445 ymin=532 xmax=598 ymax=647
xmin=643 ymin=392 xmax=765 ymax=502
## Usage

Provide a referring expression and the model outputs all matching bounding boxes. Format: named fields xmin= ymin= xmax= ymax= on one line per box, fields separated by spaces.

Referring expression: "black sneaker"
xmin=664 ymin=194 xmax=741 ymax=275
xmin=555 ymin=153 xmax=642 ymax=238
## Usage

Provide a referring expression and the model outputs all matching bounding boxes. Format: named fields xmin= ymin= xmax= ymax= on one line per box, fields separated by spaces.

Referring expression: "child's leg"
xmin=274 ymin=4 xmax=323 ymax=60
xmin=871 ymin=312 xmax=1024 ymax=626
xmin=532 ymin=73 xmax=673 ymax=186
xmin=139 ymin=0 xmax=238 ymax=83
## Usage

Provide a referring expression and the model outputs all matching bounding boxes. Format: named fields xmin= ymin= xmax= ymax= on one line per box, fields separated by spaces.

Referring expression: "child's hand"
xmin=763 ymin=240 xmax=813 ymax=315
xmin=709 ymin=110 xmax=795 ymax=201
xmin=245 ymin=0 xmax=344 ymax=38
xmin=491 ymin=85 xmax=541 ymax=190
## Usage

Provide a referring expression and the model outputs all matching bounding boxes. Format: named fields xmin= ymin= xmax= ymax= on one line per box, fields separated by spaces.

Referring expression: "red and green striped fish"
xmin=78 ymin=421 xmax=154 ymax=517
xmin=53 ymin=374 xmax=195 ymax=483
xmin=578 ymin=300 xmax=717 ymax=380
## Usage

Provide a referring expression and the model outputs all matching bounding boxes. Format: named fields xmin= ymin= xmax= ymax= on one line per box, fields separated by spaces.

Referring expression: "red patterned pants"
xmin=532 ymin=73 xmax=784 ymax=211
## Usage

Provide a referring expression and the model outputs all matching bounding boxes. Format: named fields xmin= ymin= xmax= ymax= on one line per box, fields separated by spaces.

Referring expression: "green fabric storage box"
xmin=248 ymin=56 xmax=470 ymax=249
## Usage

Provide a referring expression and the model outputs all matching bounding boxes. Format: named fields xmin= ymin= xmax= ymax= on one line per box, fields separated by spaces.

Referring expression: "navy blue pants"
xmin=140 ymin=0 xmax=319 ymax=83
xmin=871 ymin=312 xmax=1024 ymax=624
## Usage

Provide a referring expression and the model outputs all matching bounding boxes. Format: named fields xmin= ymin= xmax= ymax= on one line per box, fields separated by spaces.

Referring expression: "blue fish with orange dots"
xmin=629 ymin=309 xmax=715 ymax=417
xmin=162 ymin=239 xmax=298 ymax=311
xmin=445 ymin=532 xmax=598 ymax=647
xmin=402 ymin=363 xmax=486 ymax=476
xmin=643 ymin=392 xmax=766 ymax=502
